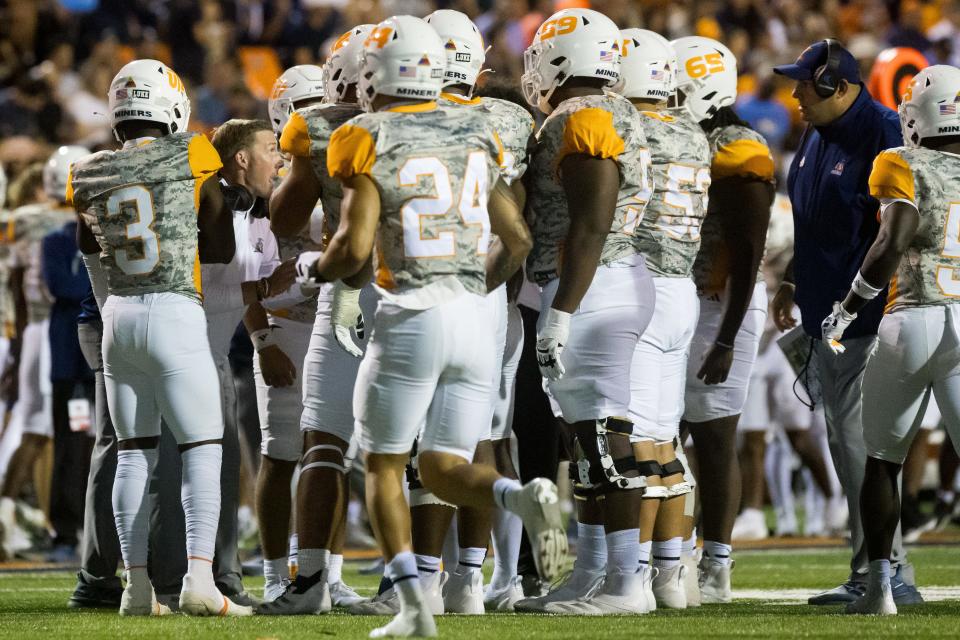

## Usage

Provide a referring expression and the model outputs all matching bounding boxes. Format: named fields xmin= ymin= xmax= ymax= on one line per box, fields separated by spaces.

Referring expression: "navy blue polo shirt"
xmin=42 ymin=221 xmax=93 ymax=382
xmin=786 ymin=86 xmax=902 ymax=339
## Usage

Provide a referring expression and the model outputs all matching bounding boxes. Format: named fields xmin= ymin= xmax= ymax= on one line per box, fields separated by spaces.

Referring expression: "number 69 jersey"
xmin=868 ymin=146 xmax=960 ymax=313
xmin=68 ymin=132 xmax=222 ymax=303
xmin=632 ymin=108 xmax=711 ymax=277
xmin=326 ymin=103 xmax=503 ymax=305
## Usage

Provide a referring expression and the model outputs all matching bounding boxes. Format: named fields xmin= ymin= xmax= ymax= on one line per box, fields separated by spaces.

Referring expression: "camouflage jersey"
xmin=633 ymin=107 xmax=711 ymax=278
xmin=68 ymin=132 xmax=222 ymax=304
xmin=526 ymin=92 xmax=650 ymax=286
xmin=0 ymin=210 xmax=12 ymax=336
xmin=327 ymin=102 xmax=503 ymax=306
xmin=691 ymin=124 xmax=775 ymax=295
xmin=280 ymin=103 xmax=363 ymax=247
xmin=8 ymin=204 xmax=75 ymax=323
xmin=868 ymin=147 xmax=960 ymax=313
xmin=438 ymin=92 xmax=535 ymax=184
xmin=268 ymin=161 xmax=323 ymax=324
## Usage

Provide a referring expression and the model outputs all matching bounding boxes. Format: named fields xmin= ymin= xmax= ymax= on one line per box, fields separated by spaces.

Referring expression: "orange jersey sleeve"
xmin=868 ymin=150 xmax=916 ymax=202
xmin=188 ymin=134 xmax=223 ymax=178
xmin=712 ymin=139 xmax=775 ymax=181
xmin=326 ymin=124 xmax=377 ymax=179
xmin=558 ymin=108 xmax=626 ymax=163
xmin=280 ymin=111 xmax=311 ymax=158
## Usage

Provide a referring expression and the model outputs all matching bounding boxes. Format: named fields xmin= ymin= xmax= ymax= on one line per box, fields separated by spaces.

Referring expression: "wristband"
xmin=851 ymin=271 xmax=883 ymax=301
xmin=256 ymin=277 xmax=271 ymax=301
xmin=250 ymin=327 xmax=279 ymax=352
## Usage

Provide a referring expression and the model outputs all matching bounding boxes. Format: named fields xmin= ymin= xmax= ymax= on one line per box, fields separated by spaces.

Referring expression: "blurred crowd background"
xmin=3 ymin=0 xmax=960 ymax=196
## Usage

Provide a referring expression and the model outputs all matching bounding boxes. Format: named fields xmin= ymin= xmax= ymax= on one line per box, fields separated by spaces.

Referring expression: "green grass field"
xmin=1 ymin=546 xmax=958 ymax=639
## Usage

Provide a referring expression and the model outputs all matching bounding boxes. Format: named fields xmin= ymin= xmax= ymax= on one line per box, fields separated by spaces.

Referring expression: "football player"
xmin=258 ymin=25 xmax=377 ymax=615
xmin=0 ymin=149 xmax=81 ymax=558
xmin=672 ymin=36 xmax=775 ymax=604
xmin=516 ymin=8 xmax=656 ymax=615
xmin=250 ymin=64 xmax=328 ymax=603
xmin=615 ymin=29 xmax=710 ymax=611
xmin=424 ymin=8 xmax=536 ymax=613
xmin=298 ymin=15 xmax=563 ymax=637
xmin=70 ymin=59 xmax=248 ymax=616
xmin=821 ymin=64 xmax=960 ymax=615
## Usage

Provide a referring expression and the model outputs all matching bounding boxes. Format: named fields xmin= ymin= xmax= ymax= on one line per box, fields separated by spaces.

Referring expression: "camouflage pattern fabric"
xmin=692 ymin=124 xmax=774 ymax=295
xmin=69 ymin=132 xmax=221 ymax=303
xmin=526 ymin=92 xmax=650 ymax=286
xmin=8 ymin=204 xmax=74 ymax=323
xmin=330 ymin=105 xmax=503 ymax=296
xmin=870 ymin=146 xmax=960 ymax=312
xmin=633 ymin=107 xmax=711 ymax=278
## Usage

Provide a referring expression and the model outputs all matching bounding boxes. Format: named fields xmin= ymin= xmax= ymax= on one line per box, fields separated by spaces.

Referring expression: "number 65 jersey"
xmin=869 ymin=146 xmax=960 ymax=312
xmin=326 ymin=103 xmax=503 ymax=307
xmin=68 ymin=132 xmax=223 ymax=303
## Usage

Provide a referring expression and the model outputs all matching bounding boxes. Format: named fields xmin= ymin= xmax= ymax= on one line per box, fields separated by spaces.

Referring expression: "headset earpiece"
xmin=813 ymin=38 xmax=842 ymax=99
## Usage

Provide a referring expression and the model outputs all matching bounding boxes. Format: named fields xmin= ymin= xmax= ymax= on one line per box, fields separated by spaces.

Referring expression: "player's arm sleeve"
xmin=326 ymin=124 xmax=377 ymax=179
xmin=81 ymin=252 xmax=108 ymax=310
xmin=279 ymin=111 xmax=312 ymax=158
xmin=189 ymin=134 xmax=224 ymax=192
xmin=199 ymin=264 xmax=244 ymax=315
xmin=712 ymin=138 xmax=775 ymax=182
xmin=557 ymin=108 xmax=626 ymax=163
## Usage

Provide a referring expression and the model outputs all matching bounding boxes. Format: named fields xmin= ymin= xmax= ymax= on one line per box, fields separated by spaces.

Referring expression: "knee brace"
xmin=405 ymin=442 xmax=455 ymax=508
xmin=573 ymin=418 xmax=646 ymax=494
xmin=301 ymin=443 xmax=348 ymax=475
xmin=663 ymin=440 xmax=694 ymax=496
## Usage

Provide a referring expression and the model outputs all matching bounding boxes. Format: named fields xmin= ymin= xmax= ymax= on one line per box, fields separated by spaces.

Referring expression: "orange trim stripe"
xmin=441 ymin=92 xmax=482 ymax=106
xmin=387 ymin=101 xmax=438 ymax=113
xmin=218 ymin=596 xmax=229 ymax=616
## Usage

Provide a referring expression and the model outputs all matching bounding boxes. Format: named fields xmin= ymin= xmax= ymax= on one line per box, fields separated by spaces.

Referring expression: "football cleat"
xmin=699 ymin=557 xmax=733 ymax=604
xmin=639 ymin=565 xmax=658 ymax=612
xmin=369 ymin=607 xmax=437 ymax=638
xmin=330 ymin=580 xmax=368 ymax=608
xmin=256 ymin=570 xmax=331 ymax=615
xmin=443 ymin=570 xmax=484 ymax=614
xmin=652 ymin=564 xmax=687 ymax=609
xmin=506 ymin=478 xmax=568 ymax=582
xmin=845 ymin=579 xmax=896 ymax=615
xmin=264 ymin=577 xmax=290 ymax=603
xmin=484 ymin=576 xmax=525 ymax=612
xmin=545 ymin=570 xmax=647 ymax=615
xmin=350 ymin=572 xmax=446 ymax=616
xmin=808 ymin=578 xmax=866 ymax=606
xmin=514 ymin=568 xmax=604 ymax=612
xmin=731 ymin=508 xmax=769 ymax=541
xmin=682 ymin=553 xmax=701 ymax=607
xmin=119 ymin=580 xmax=172 ymax=617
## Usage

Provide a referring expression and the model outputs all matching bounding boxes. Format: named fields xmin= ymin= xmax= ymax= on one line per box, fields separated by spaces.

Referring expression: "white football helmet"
xmin=357 ymin=16 xmax=446 ymax=112
xmin=43 ymin=145 xmax=91 ymax=202
xmin=672 ymin=36 xmax=738 ymax=121
xmin=108 ymin=59 xmax=191 ymax=140
xmin=618 ymin=29 xmax=677 ymax=102
xmin=521 ymin=8 xmax=622 ymax=115
xmin=899 ymin=65 xmax=960 ymax=147
xmin=323 ymin=24 xmax=374 ymax=104
xmin=425 ymin=9 xmax=485 ymax=91
xmin=268 ymin=65 xmax=325 ymax=134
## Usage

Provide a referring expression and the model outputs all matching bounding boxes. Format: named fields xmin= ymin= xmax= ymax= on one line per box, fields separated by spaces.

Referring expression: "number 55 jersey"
xmin=68 ymin=132 xmax=223 ymax=303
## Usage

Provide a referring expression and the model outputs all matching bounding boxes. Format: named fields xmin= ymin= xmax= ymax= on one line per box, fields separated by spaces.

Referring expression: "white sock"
xmin=871 ymin=559 xmax=891 ymax=584
xmin=683 ymin=532 xmax=697 ymax=556
xmin=387 ymin=552 xmax=423 ymax=610
xmin=415 ymin=553 xmax=441 ymax=579
xmin=180 ymin=444 xmax=222 ymax=576
xmin=126 ymin=565 xmax=151 ymax=590
xmin=573 ymin=522 xmax=606 ymax=573
xmin=638 ymin=539 xmax=652 ymax=567
xmin=264 ymin=557 xmax=287 ymax=588
xmin=492 ymin=477 xmax=522 ymax=510
xmin=457 ymin=546 xmax=486 ymax=573
xmin=605 ymin=528 xmax=640 ymax=575
xmin=442 ymin=518 xmax=459 ymax=569
xmin=653 ymin=537 xmax=682 ymax=569
xmin=328 ymin=554 xmax=344 ymax=585
xmin=289 ymin=533 xmax=299 ymax=565
xmin=490 ymin=508 xmax=522 ymax=589
xmin=299 ymin=547 xmax=330 ymax=578
xmin=703 ymin=540 xmax=732 ymax=566
xmin=113 ymin=448 xmax=158 ymax=569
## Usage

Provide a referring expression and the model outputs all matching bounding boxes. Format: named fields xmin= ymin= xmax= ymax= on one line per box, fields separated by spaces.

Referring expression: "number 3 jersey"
xmin=526 ymin=92 xmax=649 ymax=286
xmin=326 ymin=103 xmax=504 ymax=306
xmin=868 ymin=146 xmax=960 ymax=313
xmin=632 ymin=108 xmax=711 ymax=278
xmin=68 ymin=132 xmax=223 ymax=303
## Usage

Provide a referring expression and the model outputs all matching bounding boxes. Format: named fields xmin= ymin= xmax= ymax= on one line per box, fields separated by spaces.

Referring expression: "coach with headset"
xmin=771 ymin=40 xmax=923 ymax=606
